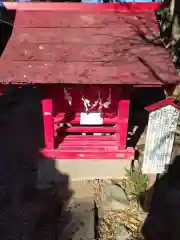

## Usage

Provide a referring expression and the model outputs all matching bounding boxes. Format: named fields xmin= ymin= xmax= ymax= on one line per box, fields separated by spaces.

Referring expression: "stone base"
xmin=37 ymin=159 xmax=131 ymax=182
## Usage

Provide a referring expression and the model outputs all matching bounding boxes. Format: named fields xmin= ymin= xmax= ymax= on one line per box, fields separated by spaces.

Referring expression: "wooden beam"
xmin=41 ymin=98 xmax=55 ymax=150
xmin=117 ymin=88 xmax=131 ymax=150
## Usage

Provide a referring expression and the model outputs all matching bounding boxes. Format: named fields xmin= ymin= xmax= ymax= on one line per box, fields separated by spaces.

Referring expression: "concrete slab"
xmin=37 ymin=159 xmax=131 ymax=184
xmin=55 ymin=159 xmax=131 ymax=181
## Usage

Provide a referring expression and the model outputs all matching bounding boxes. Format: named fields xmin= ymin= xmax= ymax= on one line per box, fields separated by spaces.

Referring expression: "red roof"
xmin=0 ymin=2 xmax=179 ymax=85
xmin=145 ymin=98 xmax=180 ymax=112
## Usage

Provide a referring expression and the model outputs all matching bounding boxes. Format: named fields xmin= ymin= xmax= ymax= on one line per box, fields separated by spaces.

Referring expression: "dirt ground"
xmin=0 ymin=86 xmax=169 ymax=239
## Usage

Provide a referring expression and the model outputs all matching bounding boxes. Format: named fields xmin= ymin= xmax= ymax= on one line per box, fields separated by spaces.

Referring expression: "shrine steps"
xmin=42 ymin=135 xmax=134 ymax=160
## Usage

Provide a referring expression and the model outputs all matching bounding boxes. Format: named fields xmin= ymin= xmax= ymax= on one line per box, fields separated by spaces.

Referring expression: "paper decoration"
xmin=80 ymin=112 xmax=103 ymax=125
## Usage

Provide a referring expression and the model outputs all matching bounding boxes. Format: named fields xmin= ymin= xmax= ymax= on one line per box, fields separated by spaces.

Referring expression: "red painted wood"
xmin=60 ymin=135 xmax=116 ymax=141
xmin=41 ymin=85 xmax=134 ymax=159
xmin=8 ymin=28 xmax=140 ymax=45
xmin=43 ymin=84 xmax=133 ymax=159
xmin=4 ymin=2 xmax=161 ymax=12
xmin=39 ymin=85 xmax=134 ymax=160
xmin=41 ymin=98 xmax=55 ymax=149
xmin=1 ymin=60 xmax=178 ymax=85
xmin=60 ymin=140 xmax=116 ymax=146
xmin=41 ymin=147 xmax=134 ymax=160
xmin=54 ymin=113 xmax=117 ymax=125
xmin=14 ymin=11 xmax=158 ymax=28
xmin=57 ymin=126 xmax=116 ymax=133
xmin=59 ymin=145 xmax=117 ymax=151
xmin=145 ymin=97 xmax=180 ymax=112
xmin=117 ymin=90 xmax=131 ymax=150
xmin=1 ymin=3 xmax=179 ymax=85
xmin=8 ymin=42 xmax=165 ymax=62
xmin=58 ymin=135 xmax=116 ymax=146
xmin=11 ymin=25 xmax=158 ymax=44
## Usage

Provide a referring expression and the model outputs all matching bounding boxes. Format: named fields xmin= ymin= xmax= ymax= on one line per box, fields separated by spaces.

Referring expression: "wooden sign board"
xmin=142 ymin=104 xmax=180 ymax=174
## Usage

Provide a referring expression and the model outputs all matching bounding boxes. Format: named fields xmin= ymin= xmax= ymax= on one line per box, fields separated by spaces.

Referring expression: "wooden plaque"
xmin=142 ymin=105 xmax=179 ymax=174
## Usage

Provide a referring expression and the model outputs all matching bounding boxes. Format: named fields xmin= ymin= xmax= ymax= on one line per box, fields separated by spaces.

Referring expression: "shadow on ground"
xmin=0 ymin=85 xmax=74 ymax=240
xmin=141 ymin=154 xmax=180 ymax=240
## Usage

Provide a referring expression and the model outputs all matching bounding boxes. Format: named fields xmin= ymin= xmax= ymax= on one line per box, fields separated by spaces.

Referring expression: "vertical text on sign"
xmin=142 ymin=104 xmax=179 ymax=174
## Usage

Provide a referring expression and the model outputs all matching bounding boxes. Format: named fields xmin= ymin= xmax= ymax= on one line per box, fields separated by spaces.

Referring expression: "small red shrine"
xmin=0 ymin=2 xmax=179 ymax=160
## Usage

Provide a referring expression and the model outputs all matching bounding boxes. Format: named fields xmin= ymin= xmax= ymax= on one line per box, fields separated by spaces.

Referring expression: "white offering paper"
xmin=80 ymin=112 xmax=103 ymax=125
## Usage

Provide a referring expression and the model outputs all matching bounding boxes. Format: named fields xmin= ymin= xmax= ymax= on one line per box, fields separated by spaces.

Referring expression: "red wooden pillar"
xmin=41 ymin=98 xmax=55 ymax=150
xmin=117 ymin=88 xmax=131 ymax=150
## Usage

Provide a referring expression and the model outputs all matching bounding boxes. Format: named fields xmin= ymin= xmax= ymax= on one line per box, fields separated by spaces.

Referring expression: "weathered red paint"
xmin=58 ymin=126 xmax=116 ymax=133
xmin=0 ymin=3 xmax=179 ymax=85
xmin=41 ymin=98 xmax=55 ymax=150
xmin=41 ymin=147 xmax=134 ymax=160
xmin=3 ymin=2 xmax=161 ymax=12
xmin=145 ymin=97 xmax=180 ymax=112
xmin=117 ymin=98 xmax=131 ymax=150
xmin=54 ymin=113 xmax=117 ymax=125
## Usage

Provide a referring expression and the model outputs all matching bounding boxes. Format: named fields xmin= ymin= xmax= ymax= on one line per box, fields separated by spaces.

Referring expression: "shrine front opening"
xmin=41 ymin=84 xmax=134 ymax=159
